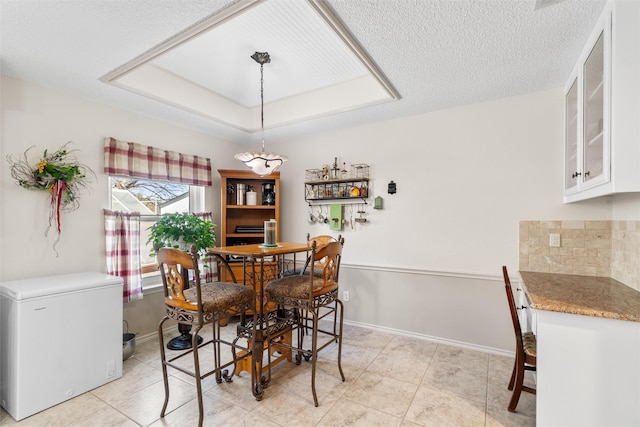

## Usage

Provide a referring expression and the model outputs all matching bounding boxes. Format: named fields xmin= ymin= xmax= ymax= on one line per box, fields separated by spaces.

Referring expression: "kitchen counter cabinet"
xmin=519 ymin=271 xmax=640 ymax=427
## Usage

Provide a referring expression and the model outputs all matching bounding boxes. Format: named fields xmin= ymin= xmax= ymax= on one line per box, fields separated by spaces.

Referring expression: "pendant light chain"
xmin=234 ymin=51 xmax=287 ymax=176
xmin=260 ymin=61 xmax=265 ymax=153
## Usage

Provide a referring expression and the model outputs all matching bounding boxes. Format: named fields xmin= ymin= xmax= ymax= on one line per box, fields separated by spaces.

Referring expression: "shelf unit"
xmin=304 ymin=164 xmax=370 ymax=204
xmin=219 ymin=169 xmax=280 ymax=246
xmin=218 ymin=169 xmax=280 ymax=282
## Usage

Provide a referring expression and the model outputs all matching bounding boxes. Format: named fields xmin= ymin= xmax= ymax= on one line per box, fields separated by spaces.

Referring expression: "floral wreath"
xmin=6 ymin=142 xmax=95 ymax=255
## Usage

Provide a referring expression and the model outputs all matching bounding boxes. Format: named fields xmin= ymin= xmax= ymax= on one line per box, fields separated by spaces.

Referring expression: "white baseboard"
xmin=343 ymin=318 xmax=514 ymax=358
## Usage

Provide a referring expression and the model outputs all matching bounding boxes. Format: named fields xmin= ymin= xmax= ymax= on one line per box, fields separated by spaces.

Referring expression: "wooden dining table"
xmin=207 ymin=241 xmax=312 ymax=400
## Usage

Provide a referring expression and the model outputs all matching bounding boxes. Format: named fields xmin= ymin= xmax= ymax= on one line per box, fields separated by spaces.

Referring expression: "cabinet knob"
xmin=584 ymin=171 xmax=590 ymax=177
xmin=571 ymin=172 xmax=582 ymax=179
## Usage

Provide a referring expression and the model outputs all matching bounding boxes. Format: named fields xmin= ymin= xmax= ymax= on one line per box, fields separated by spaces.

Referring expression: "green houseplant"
xmin=147 ymin=212 xmax=216 ymax=259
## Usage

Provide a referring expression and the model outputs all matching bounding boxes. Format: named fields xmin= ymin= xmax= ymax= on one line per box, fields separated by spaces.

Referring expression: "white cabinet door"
xmin=582 ymin=32 xmax=607 ymax=185
xmin=564 ymin=0 xmax=640 ymax=203
xmin=563 ymin=8 xmax=610 ymax=200
xmin=564 ymin=78 xmax=579 ymax=193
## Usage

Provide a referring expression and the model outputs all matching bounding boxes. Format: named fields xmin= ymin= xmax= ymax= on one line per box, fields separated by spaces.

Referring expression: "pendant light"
xmin=234 ymin=51 xmax=287 ymax=176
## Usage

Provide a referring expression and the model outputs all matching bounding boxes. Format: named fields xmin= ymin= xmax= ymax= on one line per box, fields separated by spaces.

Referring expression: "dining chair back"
xmin=283 ymin=234 xmax=340 ymax=276
xmin=502 ymin=266 xmax=537 ymax=412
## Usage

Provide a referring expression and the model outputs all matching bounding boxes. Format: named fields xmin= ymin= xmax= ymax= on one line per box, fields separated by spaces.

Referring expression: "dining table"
xmin=207 ymin=241 xmax=312 ymax=400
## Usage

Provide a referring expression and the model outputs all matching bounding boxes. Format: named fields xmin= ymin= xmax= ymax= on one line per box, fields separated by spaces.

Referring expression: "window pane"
xmin=111 ymin=178 xmax=189 ymax=215
xmin=110 ymin=178 xmax=191 ymax=276
xmin=140 ymin=218 xmax=159 ymax=276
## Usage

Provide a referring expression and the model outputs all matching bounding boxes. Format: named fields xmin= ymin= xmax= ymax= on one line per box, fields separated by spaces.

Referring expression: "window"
xmin=109 ymin=177 xmax=204 ymax=279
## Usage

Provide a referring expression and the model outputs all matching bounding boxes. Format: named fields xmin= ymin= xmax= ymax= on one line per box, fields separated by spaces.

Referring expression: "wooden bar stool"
xmin=265 ymin=239 xmax=345 ymax=406
xmin=156 ymin=245 xmax=255 ymax=427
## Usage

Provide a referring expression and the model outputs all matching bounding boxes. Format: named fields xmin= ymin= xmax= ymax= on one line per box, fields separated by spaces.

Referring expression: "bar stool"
xmin=265 ymin=239 xmax=345 ymax=406
xmin=156 ymin=244 xmax=255 ymax=427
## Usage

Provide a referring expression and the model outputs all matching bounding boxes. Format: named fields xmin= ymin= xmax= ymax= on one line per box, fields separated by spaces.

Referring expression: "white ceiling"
xmin=0 ymin=0 xmax=607 ymax=146
xmin=100 ymin=0 xmax=399 ymax=133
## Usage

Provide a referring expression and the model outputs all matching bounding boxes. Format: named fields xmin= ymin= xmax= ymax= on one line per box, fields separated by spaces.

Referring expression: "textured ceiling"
xmin=0 ymin=0 xmax=607 ymax=146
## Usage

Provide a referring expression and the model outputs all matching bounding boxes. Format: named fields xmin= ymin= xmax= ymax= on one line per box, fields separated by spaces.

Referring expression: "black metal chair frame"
xmin=286 ymin=234 xmax=342 ymax=342
xmin=264 ymin=239 xmax=345 ymax=406
xmin=156 ymin=245 xmax=256 ymax=427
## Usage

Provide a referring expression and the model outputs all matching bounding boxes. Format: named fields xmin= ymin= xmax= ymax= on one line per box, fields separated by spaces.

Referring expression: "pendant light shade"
xmin=235 ymin=51 xmax=287 ymax=176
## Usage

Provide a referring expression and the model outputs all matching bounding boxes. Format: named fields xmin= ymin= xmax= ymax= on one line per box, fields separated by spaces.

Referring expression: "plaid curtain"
xmin=104 ymin=209 xmax=143 ymax=303
xmin=194 ymin=212 xmax=217 ymax=283
xmin=103 ymin=137 xmax=212 ymax=186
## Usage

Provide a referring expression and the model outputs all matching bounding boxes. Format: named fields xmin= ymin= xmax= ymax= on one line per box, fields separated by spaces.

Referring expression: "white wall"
xmin=274 ymin=88 xmax=614 ymax=271
xmin=0 ymin=75 xmax=241 ymax=335
xmin=270 ymin=87 xmax=636 ymax=352
xmin=0 ymin=75 xmax=240 ymax=281
xmin=3 ymin=76 xmax=639 ymax=352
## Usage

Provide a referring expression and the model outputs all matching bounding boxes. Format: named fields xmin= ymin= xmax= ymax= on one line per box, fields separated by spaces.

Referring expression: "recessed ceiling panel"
xmin=100 ymin=0 xmax=399 ymax=133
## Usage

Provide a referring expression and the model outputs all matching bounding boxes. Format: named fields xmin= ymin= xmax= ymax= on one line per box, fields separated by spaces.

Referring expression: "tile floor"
xmin=0 ymin=321 xmax=536 ymax=426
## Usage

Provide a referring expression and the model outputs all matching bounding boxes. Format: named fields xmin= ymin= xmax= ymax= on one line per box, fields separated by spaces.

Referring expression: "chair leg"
xmin=192 ymin=326 xmax=204 ymax=427
xmin=310 ymin=307 xmax=320 ymax=407
xmin=333 ymin=300 xmax=338 ymax=343
xmin=508 ymin=354 xmax=517 ymax=391
xmin=508 ymin=356 xmax=525 ymax=412
xmin=157 ymin=317 xmax=170 ymax=419
xmin=213 ymin=321 xmax=223 ymax=383
xmin=264 ymin=307 xmax=274 ymax=386
xmin=295 ymin=308 xmax=304 ymax=364
xmin=336 ymin=299 xmax=345 ymax=382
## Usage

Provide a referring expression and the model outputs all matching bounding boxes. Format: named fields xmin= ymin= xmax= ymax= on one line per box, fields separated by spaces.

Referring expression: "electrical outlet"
xmin=549 ymin=233 xmax=561 ymax=247
xmin=342 ymin=290 xmax=350 ymax=302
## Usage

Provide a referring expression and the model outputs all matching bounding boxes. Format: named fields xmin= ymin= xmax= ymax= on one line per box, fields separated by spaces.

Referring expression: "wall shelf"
xmin=305 ymin=164 xmax=370 ymax=204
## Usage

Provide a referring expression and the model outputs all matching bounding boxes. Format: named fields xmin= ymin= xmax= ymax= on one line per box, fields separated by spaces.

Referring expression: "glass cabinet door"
xmin=582 ymin=31 xmax=605 ymax=184
xmin=565 ymin=78 xmax=578 ymax=191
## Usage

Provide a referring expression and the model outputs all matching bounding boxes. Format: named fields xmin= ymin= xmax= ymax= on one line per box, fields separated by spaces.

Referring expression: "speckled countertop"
xmin=519 ymin=271 xmax=640 ymax=322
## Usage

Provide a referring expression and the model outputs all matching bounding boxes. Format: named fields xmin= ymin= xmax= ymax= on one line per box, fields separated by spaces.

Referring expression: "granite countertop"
xmin=519 ymin=271 xmax=640 ymax=322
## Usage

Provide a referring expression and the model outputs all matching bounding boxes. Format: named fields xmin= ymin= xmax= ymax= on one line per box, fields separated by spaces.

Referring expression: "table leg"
xmin=234 ymin=327 xmax=292 ymax=376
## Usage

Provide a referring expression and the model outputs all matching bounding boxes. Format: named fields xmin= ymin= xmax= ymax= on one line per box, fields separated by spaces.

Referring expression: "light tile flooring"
xmin=0 ymin=321 xmax=536 ymax=426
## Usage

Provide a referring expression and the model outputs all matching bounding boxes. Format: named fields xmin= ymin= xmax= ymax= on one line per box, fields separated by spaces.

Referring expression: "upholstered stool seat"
xmin=266 ymin=274 xmax=337 ymax=300
xmin=522 ymin=331 xmax=537 ymax=357
xmin=184 ymin=281 xmax=254 ymax=314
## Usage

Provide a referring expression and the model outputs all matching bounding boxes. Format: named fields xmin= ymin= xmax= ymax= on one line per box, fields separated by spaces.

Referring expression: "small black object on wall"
xmin=388 ymin=181 xmax=397 ymax=194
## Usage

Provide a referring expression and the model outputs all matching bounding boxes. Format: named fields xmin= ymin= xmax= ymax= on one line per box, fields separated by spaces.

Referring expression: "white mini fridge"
xmin=0 ymin=272 xmax=123 ymax=421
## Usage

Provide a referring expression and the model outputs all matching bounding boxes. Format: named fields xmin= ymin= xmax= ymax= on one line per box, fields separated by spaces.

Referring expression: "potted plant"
xmin=147 ymin=212 xmax=216 ymax=259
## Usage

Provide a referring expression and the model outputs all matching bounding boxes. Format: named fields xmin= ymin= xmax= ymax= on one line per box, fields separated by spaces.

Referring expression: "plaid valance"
xmin=103 ymin=137 xmax=212 ymax=186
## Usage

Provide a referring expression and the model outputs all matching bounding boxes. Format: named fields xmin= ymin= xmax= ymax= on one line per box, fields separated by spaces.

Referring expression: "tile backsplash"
xmin=519 ymin=220 xmax=640 ymax=291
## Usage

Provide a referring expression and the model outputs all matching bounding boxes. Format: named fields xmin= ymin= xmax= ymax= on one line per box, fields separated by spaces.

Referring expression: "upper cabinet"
xmin=563 ymin=1 xmax=640 ymax=203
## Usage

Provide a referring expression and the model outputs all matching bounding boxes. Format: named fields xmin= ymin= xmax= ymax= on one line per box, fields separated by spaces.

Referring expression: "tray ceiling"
xmin=100 ymin=0 xmax=399 ymax=133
